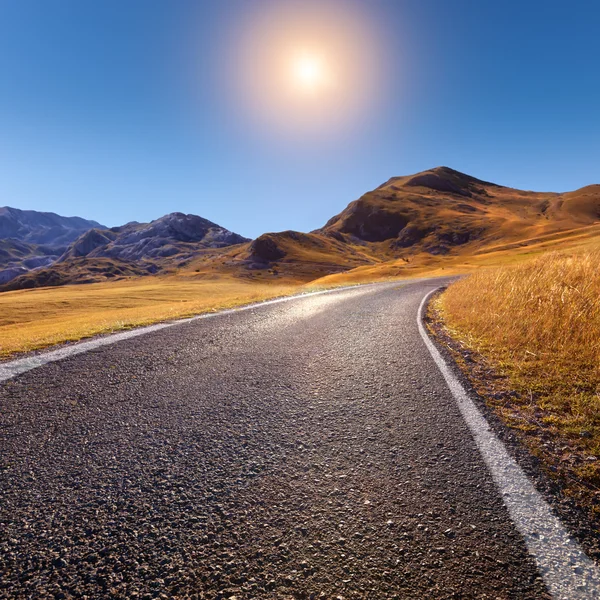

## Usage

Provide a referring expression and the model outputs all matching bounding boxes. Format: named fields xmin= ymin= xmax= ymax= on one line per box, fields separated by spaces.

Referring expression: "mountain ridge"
xmin=216 ymin=166 xmax=600 ymax=281
xmin=0 ymin=206 xmax=103 ymax=245
xmin=0 ymin=210 xmax=250 ymax=289
xmin=2 ymin=167 xmax=600 ymax=290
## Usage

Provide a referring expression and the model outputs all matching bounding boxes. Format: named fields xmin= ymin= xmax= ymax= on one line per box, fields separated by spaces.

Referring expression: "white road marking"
xmin=418 ymin=288 xmax=600 ymax=599
xmin=0 ymin=283 xmax=381 ymax=384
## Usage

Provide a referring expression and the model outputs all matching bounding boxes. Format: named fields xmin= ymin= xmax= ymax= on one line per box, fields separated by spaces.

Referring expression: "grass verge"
xmin=433 ymin=249 xmax=600 ymax=520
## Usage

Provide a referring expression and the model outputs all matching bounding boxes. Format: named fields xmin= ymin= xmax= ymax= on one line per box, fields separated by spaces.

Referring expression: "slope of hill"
xmin=0 ymin=257 xmax=150 ymax=290
xmin=0 ymin=238 xmax=58 ymax=268
xmin=204 ymin=167 xmax=600 ymax=283
xmin=318 ymin=166 xmax=599 ymax=254
xmin=230 ymin=230 xmax=379 ymax=279
xmin=0 ymin=239 xmax=60 ymax=284
xmin=59 ymin=212 xmax=248 ymax=263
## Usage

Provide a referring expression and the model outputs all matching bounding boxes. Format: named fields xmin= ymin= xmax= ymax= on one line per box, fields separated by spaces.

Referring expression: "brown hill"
xmin=318 ymin=166 xmax=600 ymax=255
xmin=180 ymin=230 xmax=379 ymax=283
xmin=204 ymin=167 xmax=600 ymax=283
xmin=237 ymin=231 xmax=379 ymax=278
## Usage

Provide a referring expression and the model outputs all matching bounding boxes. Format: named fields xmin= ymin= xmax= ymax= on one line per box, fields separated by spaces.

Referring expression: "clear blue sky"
xmin=0 ymin=0 xmax=598 ymax=238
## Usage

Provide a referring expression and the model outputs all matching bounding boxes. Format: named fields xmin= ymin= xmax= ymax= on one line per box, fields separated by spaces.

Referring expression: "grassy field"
xmin=0 ymin=277 xmax=301 ymax=358
xmin=3 ymin=222 xmax=600 ymax=360
xmin=435 ymin=245 xmax=600 ymax=511
xmin=310 ymin=222 xmax=600 ymax=286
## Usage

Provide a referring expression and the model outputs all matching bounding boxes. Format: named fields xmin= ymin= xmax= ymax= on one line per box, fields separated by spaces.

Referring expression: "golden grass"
xmin=311 ymin=223 xmax=600 ymax=286
xmin=0 ymin=277 xmax=300 ymax=358
xmin=437 ymin=245 xmax=600 ymax=506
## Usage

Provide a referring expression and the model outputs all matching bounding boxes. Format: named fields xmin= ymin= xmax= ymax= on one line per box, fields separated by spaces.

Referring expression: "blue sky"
xmin=0 ymin=0 xmax=598 ymax=238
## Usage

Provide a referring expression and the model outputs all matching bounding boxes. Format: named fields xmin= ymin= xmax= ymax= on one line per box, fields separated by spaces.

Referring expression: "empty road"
xmin=0 ymin=279 xmax=592 ymax=598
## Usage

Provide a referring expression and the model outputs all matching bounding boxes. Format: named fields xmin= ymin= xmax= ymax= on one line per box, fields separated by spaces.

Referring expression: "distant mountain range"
xmin=0 ymin=206 xmax=104 ymax=245
xmin=0 ymin=207 xmax=105 ymax=284
xmin=2 ymin=167 xmax=599 ymax=290
xmin=58 ymin=212 xmax=248 ymax=263
xmin=0 ymin=208 xmax=249 ymax=287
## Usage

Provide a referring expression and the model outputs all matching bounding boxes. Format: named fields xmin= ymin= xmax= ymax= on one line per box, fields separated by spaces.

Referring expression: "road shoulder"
xmin=424 ymin=288 xmax=600 ymax=564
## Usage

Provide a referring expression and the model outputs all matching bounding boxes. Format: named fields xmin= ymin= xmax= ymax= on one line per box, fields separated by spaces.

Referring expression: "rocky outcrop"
xmin=322 ymin=201 xmax=409 ymax=242
xmin=247 ymin=234 xmax=287 ymax=264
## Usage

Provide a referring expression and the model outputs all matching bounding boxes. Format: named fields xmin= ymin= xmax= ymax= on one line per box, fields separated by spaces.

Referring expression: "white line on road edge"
xmin=418 ymin=288 xmax=600 ymax=600
xmin=0 ymin=283 xmax=381 ymax=385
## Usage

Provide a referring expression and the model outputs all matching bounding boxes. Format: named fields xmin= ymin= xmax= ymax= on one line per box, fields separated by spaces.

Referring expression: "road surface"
xmin=0 ymin=279 xmax=583 ymax=598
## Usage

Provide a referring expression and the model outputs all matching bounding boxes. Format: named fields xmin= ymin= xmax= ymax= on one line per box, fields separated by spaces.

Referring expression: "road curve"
xmin=0 ymin=279 xmax=559 ymax=598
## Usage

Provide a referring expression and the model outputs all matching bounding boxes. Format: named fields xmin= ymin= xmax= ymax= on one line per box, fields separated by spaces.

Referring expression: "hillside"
xmin=220 ymin=230 xmax=381 ymax=280
xmin=0 ymin=206 xmax=103 ymax=246
xmin=0 ymin=257 xmax=150 ymax=290
xmin=59 ymin=212 xmax=248 ymax=263
xmin=200 ymin=167 xmax=600 ymax=283
xmin=0 ymin=239 xmax=61 ymax=284
xmin=320 ymin=167 xmax=599 ymax=253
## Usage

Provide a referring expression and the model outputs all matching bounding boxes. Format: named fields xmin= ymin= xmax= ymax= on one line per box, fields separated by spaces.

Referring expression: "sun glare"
xmin=225 ymin=0 xmax=386 ymax=140
xmin=291 ymin=52 xmax=328 ymax=94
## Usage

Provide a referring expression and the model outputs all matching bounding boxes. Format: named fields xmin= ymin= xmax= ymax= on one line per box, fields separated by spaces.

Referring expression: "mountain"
xmin=0 ymin=239 xmax=60 ymax=284
xmin=0 ymin=206 xmax=103 ymax=246
xmin=1 ymin=212 xmax=250 ymax=290
xmin=0 ymin=257 xmax=150 ymax=289
xmin=240 ymin=230 xmax=378 ymax=280
xmin=3 ymin=168 xmax=599 ymax=291
xmin=59 ymin=212 xmax=248 ymax=263
xmin=318 ymin=167 xmax=600 ymax=254
xmin=212 ymin=166 xmax=600 ymax=281
xmin=0 ymin=207 xmax=104 ymax=284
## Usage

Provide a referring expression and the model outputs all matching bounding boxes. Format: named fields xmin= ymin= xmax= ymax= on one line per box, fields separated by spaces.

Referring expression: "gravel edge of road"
xmin=423 ymin=288 xmax=600 ymax=565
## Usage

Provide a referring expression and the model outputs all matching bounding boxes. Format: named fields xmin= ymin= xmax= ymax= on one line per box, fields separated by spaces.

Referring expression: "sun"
xmin=226 ymin=0 xmax=387 ymax=138
xmin=290 ymin=52 xmax=328 ymax=94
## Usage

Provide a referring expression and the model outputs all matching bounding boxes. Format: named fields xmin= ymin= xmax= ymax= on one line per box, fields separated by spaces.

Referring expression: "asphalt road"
xmin=0 ymin=279 xmax=555 ymax=598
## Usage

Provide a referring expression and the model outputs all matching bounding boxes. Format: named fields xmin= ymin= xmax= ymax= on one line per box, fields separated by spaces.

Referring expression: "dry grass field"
xmin=0 ymin=277 xmax=300 ymax=358
xmin=3 ymin=221 xmax=600 ymax=360
xmin=435 ymin=244 xmax=600 ymax=509
xmin=311 ymin=222 xmax=600 ymax=286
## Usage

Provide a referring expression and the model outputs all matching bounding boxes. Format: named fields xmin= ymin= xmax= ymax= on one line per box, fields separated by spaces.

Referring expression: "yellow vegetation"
xmin=0 ymin=277 xmax=300 ymax=358
xmin=437 ymin=246 xmax=600 ymax=502
xmin=311 ymin=223 xmax=600 ymax=286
